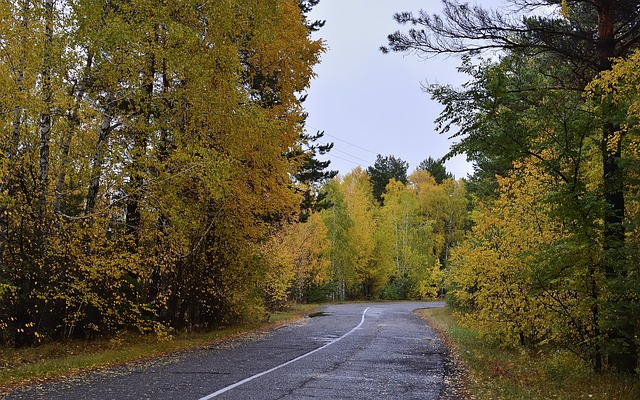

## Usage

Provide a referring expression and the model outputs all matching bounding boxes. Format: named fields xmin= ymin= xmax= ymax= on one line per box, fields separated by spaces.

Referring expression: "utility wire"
xmin=331 ymin=148 xmax=374 ymax=165
xmin=327 ymin=153 xmax=370 ymax=167
xmin=307 ymin=125 xmax=379 ymax=156
xmin=324 ymin=133 xmax=380 ymax=156
xmin=307 ymin=125 xmax=471 ymax=177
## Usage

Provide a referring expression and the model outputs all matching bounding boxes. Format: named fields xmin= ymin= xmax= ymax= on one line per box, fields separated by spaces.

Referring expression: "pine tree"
xmin=367 ymin=154 xmax=409 ymax=204
xmin=384 ymin=0 xmax=640 ymax=372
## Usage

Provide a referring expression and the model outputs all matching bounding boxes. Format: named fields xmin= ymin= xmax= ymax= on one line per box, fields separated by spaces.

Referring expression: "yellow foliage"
xmin=341 ymin=168 xmax=378 ymax=285
xmin=261 ymin=212 xmax=330 ymax=308
xmin=560 ymin=0 xmax=571 ymax=19
xmin=379 ymin=177 xmax=441 ymax=299
xmin=0 ymin=0 xmax=323 ymax=344
xmin=448 ymin=158 xmax=585 ymax=347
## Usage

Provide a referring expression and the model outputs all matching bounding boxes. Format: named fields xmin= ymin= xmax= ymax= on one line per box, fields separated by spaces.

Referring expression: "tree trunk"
xmin=85 ymin=101 xmax=113 ymax=215
xmin=15 ymin=0 xmax=54 ymax=349
xmin=55 ymin=53 xmax=93 ymax=214
xmin=37 ymin=0 xmax=54 ymax=217
xmin=9 ymin=0 xmax=29 ymax=162
xmin=10 ymin=77 xmax=24 ymax=163
xmin=125 ymin=51 xmax=155 ymax=246
xmin=596 ymin=0 xmax=637 ymax=373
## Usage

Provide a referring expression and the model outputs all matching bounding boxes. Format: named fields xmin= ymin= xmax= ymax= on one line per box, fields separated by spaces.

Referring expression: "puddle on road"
xmin=308 ymin=311 xmax=331 ymax=318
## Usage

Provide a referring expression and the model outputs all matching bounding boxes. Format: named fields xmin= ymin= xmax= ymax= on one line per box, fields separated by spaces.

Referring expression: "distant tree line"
xmin=309 ymin=156 xmax=466 ymax=301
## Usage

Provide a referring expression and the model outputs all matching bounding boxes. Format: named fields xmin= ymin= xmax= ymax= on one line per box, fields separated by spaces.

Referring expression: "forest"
xmin=0 ymin=0 xmax=639 ymax=378
xmin=383 ymin=0 xmax=640 ymax=374
xmin=0 ymin=0 xmax=327 ymax=346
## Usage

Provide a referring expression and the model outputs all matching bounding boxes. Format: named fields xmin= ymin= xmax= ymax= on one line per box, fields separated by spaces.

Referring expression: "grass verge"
xmin=0 ymin=303 xmax=321 ymax=393
xmin=418 ymin=307 xmax=640 ymax=400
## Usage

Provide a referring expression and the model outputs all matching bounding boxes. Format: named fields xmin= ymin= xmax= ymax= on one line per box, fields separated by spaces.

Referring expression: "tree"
xmin=0 ymin=0 xmax=323 ymax=345
xmin=341 ymin=168 xmax=379 ymax=298
xmin=418 ymin=156 xmax=454 ymax=184
xmin=587 ymin=49 xmax=640 ymax=374
xmin=262 ymin=211 xmax=331 ymax=307
xmin=321 ymin=179 xmax=354 ymax=300
xmin=294 ymin=130 xmax=338 ymax=222
xmin=299 ymin=0 xmax=326 ymax=32
xmin=317 ymin=165 xmax=468 ymax=301
xmin=448 ymin=156 xmax=602 ymax=360
xmin=423 ymin=52 xmax=611 ymax=368
xmin=379 ymin=179 xmax=441 ymax=299
xmin=410 ymin=170 xmax=467 ymax=271
xmin=384 ymin=0 xmax=640 ymax=372
xmin=291 ymin=212 xmax=331 ymax=302
xmin=367 ymin=154 xmax=409 ymax=204
xmin=321 ymin=168 xmax=385 ymax=299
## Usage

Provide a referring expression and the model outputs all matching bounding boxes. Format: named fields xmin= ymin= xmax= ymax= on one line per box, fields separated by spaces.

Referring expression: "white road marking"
xmin=197 ymin=307 xmax=371 ymax=400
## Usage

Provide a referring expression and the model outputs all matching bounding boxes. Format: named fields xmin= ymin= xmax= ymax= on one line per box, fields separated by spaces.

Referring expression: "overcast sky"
xmin=303 ymin=0 xmax=504 ymax=179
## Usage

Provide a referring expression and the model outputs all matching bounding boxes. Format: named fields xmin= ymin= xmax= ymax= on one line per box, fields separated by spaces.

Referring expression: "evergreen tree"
xmin=298 ymin=0 xmax=325 ymax=32
xmin=366 ymin=154 xmax=409 ymax=204
xmin=384 ymin=0 xmax=640 ymax=371
xmin=418 ymin=156 xmax=454 ymax=184
xmin=295 ymin=130 xmax=338 ymax=222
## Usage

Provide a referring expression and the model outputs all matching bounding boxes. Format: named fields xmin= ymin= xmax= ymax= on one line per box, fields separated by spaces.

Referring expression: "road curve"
xmin=3 ymin=302 xmax=450 ymax=400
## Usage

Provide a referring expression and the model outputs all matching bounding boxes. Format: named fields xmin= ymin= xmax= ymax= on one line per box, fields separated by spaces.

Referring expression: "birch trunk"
xmin=54 ymin=53 xmax=93 ymax=214
xmin=37 ymin=0 xmax=54 ymax=216
xmin=85 ymin=100 xmax=113 ymax=215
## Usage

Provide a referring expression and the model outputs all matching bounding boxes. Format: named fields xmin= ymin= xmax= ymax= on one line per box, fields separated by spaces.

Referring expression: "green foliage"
xmin=437 ymin=47 xmax=640 ymax=372
xmin=366 ymin=154 xmax=409 ymax=204
xmin=417 ymin=156 xmax=454 ymax=184
xmin=380 ymin=178 xmax=442 ymax=299
xmin=411 ymin=170 xmax=467 ymax=270
xmin=448 ymin=159 xmax=597 ymax=351
xmin=586 ymin=49 xmax=640 ymax=372
xmin=388 ymin=0 xmax=640 ymax=373
xmin=321 ymin=168 xmax=380 ymax=299
xmin=294 ymin=130 xmax=338 ymax=222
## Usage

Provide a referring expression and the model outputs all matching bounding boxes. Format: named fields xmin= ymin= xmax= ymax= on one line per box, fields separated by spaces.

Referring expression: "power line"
xmin=324 ymin=133 xmax=380 ymax=156
xmin=327 ymin=153 xmax=368 ymax=167
xmin=331 ymin=148 xmax=374 ymax=165
xmin=309 ymin=125 xmax=422 ymax=169
xmin=307 ymin=125 xmax=379 ymax=156
xmin=308 ymin=125 xmax=471 ymax=178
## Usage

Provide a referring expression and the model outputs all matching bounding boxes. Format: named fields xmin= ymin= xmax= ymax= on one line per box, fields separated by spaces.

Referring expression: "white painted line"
xmin=198 ymin=307 xmax=371 ymax=400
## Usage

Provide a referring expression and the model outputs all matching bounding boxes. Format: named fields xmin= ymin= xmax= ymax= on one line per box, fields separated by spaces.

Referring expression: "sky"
xmin=303 ymin=0 xmax=503 ymax=179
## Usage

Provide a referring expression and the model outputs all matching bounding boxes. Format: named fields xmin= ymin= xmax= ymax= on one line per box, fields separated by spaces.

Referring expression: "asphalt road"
xmin=3 ymin=302 xmax=453 ymax=400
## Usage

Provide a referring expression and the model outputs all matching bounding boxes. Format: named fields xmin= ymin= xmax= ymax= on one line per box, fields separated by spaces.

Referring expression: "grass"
xmin=418 ymin=307 xmax=640 ymax=400
xmin=0 ymin=303 xmax=321 ymax=393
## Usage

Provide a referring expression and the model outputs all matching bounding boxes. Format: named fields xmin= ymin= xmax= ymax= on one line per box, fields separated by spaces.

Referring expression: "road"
xmin=3 ymin=302 xmax=454 ymax=400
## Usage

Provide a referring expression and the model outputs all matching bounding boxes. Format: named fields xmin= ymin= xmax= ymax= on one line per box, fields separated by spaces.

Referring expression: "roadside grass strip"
xmin=418 ymin=307 xmax=640 ymax=400
xmin=0 ymin=304 xmax=320 ymax=393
